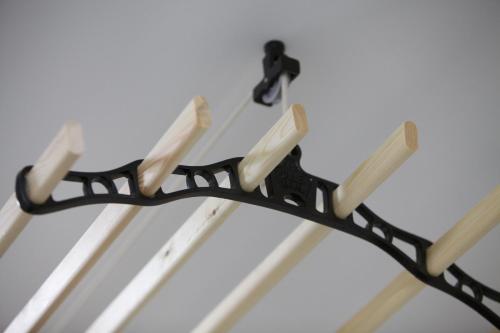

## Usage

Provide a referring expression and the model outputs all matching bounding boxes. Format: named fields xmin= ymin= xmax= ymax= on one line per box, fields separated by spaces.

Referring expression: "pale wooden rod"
xmin=193 ymin=121 xmax=419 ymax=333
xmin=337 ymin=184 xmax=500 ymax=333
xmin=0 ymin=122 xmax=84 ymax=257
xmin=86 ymin=104 xmax=308 ymax=333
xmin=4 ymin=96 xmax=211 ymax=333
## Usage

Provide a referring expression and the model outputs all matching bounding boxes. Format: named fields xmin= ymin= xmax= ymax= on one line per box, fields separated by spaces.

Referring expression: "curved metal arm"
xmin=15 ymin=146 xmax=500 ymax=328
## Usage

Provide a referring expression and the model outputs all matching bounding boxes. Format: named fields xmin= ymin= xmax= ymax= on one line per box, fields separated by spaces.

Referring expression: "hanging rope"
xmin=280 ymin=73 xmax=289 ymax=114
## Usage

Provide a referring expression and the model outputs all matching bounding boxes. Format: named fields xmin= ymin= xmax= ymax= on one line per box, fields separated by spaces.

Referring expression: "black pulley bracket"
xmin=14 ymin=146 xmax=500 ymax=329
xmin=253 ymin=40 xmax=300 ymax=106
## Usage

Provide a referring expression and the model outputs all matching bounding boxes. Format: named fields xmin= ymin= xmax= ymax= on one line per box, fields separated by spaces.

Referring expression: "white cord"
xmin=188 ymin=92 xmax=252 ymax=168
xmin=280 ymin=73 xmax=289 ymax=114
xmin=47 ymin=92 xmax=253 ymax=333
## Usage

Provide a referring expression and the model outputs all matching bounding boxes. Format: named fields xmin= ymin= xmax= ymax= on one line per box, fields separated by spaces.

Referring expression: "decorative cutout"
xmin=284 ymin=196 xmax=300 ymax=207
xmin=194 ymin=174 xmax=210 ymax=188
xmin=352 ymin=211 xmax=368 ymax=229
xmin=214 ymin=170 xmax=231 ymax=189
xmin=315 ymin=185 xmax=326 ymax=213
xmin=444 ymin=270 xmax=459 ymax=287
xmin=91 ymin=181 xmax=108 ymax=195
xmin=462 ymin=284 xmax=475 ymax=298
xmin=392 ymin=237 xmax=417 ymax=262
xmin=159 ymin=174 xmax=185 ymax=193
xmin=483 ymin=296 xmax=500 ymax=316
xmin=51 ymin=180 xmax=83 ymax=201
xmin=259 ymin=182 xmax=269 ymax=198
xmin=113 ymin=177 xmax=130 ymax=193
xmin=372 ymin=226 xmax=386 ymax=239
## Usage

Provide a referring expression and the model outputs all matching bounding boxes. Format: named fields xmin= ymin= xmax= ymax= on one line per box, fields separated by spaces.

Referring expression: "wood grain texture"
xmin=4 ymin=96 xmax=211 ymax=333
xmin=337 ymin=185 xmax=500 ymax=333
xmin=0 ymin=122 xmax=84 ymax=257
xmin=193 ymin=121 xmax=418 ymax=333
xmin=86 ymin=104 xmax=308 ymax=333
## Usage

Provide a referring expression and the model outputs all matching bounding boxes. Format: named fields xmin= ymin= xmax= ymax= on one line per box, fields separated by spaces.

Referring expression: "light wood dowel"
xmin=333 ymin=121 xmax=418 ymax=218
xmin=0 ymin=122 xmax=84 ymax=257
xmin=192 ymin=121 xmax=418 ymax=333
xmin=5 ymin=96 xmax=211 ymax=333
xmin=338 ymin=271 xmax=425 ymax=333
xmin=338 ymin=185 xmax=500 ymax=333
xmin=86 ymin=104 xmax=308 ymax=333
xmin=426 ymin=185 xmax=500 ymax=276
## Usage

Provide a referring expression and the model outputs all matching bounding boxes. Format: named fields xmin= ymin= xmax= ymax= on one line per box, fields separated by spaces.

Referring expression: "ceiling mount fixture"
xmin=253 ymin=40 xmax=300 ymax=106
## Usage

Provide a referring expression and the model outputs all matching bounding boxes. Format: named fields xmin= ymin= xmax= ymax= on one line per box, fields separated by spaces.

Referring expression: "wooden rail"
xmin=0 ymin=122 xmax=84 ymax=257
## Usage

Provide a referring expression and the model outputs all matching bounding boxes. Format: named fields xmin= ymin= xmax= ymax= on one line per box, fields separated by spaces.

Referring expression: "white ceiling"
xmin=0 ymin=0 xmax=499 ymax=332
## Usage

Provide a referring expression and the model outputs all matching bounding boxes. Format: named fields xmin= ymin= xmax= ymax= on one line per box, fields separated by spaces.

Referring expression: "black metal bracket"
xmin=253 ymin=40 xmax=300 ymax=106
xmin=15 ymin=146 xmax=500 ymax=329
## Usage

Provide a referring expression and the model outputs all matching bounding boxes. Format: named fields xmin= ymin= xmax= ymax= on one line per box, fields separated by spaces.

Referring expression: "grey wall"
xmin=0 ymin=0 xmax=499 ymax=332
